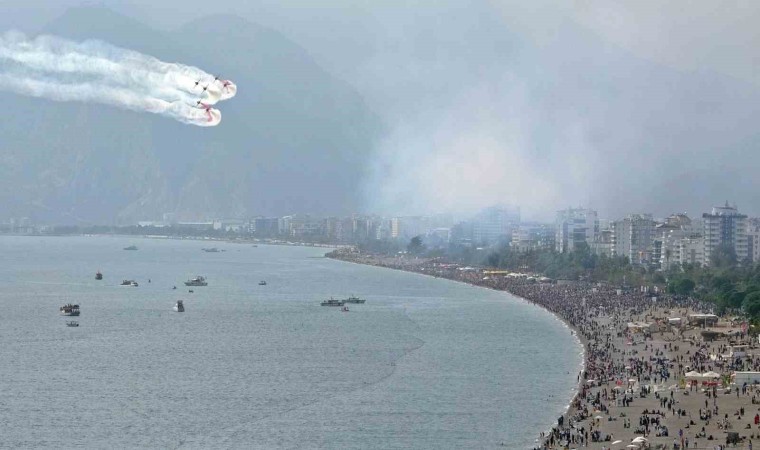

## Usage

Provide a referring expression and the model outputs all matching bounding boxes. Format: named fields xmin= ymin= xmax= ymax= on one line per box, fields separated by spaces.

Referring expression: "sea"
xmin=0 ymin=235 xmax=582 ymax=449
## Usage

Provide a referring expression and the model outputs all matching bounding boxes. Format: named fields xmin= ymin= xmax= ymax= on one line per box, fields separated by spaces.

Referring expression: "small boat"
xmin=184 ymin=276 xmax=208 ymax=286
xmin=344 ymin=295 xmax=365 ymax=304
xmin=173 ymin=300 xmax=185 ymax=312
xmin=66 ymin=321 xmax=79 ymax=327
xmin=341 ymin=306 xmax=349 ymax=312
xmin=321 ymin=298 xmax=345 ymax=307
xmin=123 ymin=245 xmax=138 ymax=251
xmin=120 ymin=280 xmax=139 ymax=287
xmin=258 ymin=281 xmax=267 ymax=286
xmin=60 ymin=304 xmax=80 ymax=316
xmin=95 ymin=271 xmax=103 ymax=280
xmin=202 ymin=248 xmax=220 ymax=253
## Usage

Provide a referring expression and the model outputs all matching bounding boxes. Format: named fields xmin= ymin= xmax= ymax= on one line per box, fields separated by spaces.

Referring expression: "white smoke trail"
xmin=0 ymin=31 xmax=235 ymax=126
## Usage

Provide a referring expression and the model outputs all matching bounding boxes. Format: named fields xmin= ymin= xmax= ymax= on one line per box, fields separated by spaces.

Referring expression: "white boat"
xmin=184 ymin=276 xmax=208 ymax=286
xmin=321 ymin=298 xmax=345 ymax=306
xmin=173 ymin=300 xmax=185 ymax=312
xmin=60 ymin=304 xmax=80 ymax=316
xmin=120 ymin=280 xmax=138 ymax=287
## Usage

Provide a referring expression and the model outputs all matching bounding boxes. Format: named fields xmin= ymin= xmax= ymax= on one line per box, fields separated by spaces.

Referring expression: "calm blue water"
xmin=0 ymin=236 xmax=580 ymax=449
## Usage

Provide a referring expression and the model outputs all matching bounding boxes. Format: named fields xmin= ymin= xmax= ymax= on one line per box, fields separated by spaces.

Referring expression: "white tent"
xmin=685 ymin=371 xmax=703 ymax=378
xmin=702 ymin=371 xmax=721 ymax=378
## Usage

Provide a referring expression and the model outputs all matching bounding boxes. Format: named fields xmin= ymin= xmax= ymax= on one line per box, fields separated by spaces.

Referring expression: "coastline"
xmin=326 ymin=251 xmax=760 ymax=450
xmin=326 ymin=252 xmax=588 ymax=447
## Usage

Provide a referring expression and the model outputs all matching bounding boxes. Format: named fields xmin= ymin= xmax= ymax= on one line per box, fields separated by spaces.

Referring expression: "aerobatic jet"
xmin=195 ymin=101 xmax=214 ymax=122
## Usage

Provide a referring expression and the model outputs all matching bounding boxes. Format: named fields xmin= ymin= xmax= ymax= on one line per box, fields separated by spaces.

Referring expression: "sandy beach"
xmin=330 ymin=251 xmax=760 ymax=449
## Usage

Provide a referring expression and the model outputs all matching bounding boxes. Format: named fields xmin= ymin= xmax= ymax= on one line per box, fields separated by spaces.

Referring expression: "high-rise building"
xmin=748 ymin=218 xmax=760 ymax=263
xmin=390 ymin=216 xmax=428 ymax=241
xmin=702 ymin=203 xmax=748 ymax=265
xmin=591 ymin=227 xmax=615 ymax=257
xmin=679 ymin=236 xmax=704 ymax=266
xmin=511 ymin=223 xmax=555 ymax=253
xmin=471 ymin=205 xmax=520 ymax=244
xmin=555 ymin=208 xmax=598 ymax=253
xmin=612 ymin=214 xmax=655 ymax=265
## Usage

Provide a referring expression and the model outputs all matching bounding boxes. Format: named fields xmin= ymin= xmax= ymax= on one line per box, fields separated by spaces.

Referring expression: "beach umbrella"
xmin=685 ymin=370 xmax=702 ymax=378
xmin=595 ymin=415 xmax=604 ymax=419
xmin=612 ymin=440 xmax=623 ymax=445
xmin=632 ymin=437 xmax=647 ymax=443
xmin=702 ymin=371 xmax=721 ymax=378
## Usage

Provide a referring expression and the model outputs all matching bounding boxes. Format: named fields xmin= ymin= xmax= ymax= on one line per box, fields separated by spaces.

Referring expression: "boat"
xmin=123 ymin=245 xmax=138 ymax=251
xmin=341 ymin=306 xmax=349 ymax=312
xmin=120 ymin=280 xmax=139 ymax=287
xmin=95 ymin=271 xmax=103 ymax=280
xmin=258 ymin=281 xmax=267 ymax=286
xmin=184 ymin=276 xmax=208 ymax=286
xmin=202 ymin=248 xmax=220 ymax=253
xmin=343 ymin=295 xmax=365 ymax=304
xmin=173 ymin=300 xmax=185 ymax=312
xmin=320 ymin=298 xmax=345 ymax=307
xmin=60 ymin=304 xmax=80 ymax=316
xmin=66 ymin=321 xmax=79 ymax=327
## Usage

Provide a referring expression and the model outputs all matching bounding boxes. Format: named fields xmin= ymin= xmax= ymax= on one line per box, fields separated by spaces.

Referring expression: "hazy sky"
xmin=4 ymin=0 xmax=760 ymax=221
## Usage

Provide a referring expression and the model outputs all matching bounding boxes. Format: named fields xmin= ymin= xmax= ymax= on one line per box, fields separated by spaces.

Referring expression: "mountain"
xmin=0 ymin=6 xmax=382 ymax=224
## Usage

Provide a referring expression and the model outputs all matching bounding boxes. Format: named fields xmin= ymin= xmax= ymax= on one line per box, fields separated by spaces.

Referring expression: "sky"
xmin=3 ymin=0 xmax=760 ymax=221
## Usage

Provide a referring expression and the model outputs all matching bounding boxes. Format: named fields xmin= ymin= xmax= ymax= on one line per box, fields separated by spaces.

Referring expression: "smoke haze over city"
xmin=2 ymin=1 xmax=760 ymax=222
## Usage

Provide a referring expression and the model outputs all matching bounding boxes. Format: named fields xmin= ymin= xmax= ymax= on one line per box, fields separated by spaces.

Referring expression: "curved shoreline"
xmin=326 ymin=253 xmax=587 ymax=446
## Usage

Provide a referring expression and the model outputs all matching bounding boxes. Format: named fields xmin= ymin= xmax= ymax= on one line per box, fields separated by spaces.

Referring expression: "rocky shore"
xmin=328 ymin=250 xmax=760 ymax=449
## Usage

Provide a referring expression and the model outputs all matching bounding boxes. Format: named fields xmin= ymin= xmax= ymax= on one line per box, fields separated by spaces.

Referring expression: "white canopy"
xmin=685 ymin=371 xmax=703 ymax=378
xmin=702 ymin=371 xmax=721 ymax=378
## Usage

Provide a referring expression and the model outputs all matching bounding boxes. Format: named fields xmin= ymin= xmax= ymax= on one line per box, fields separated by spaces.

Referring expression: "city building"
xmin=511 ymin=223 xmax=555 ymax=253
xmin=555 ymin=208 xmax=598 ymax=253
xmin=471 ymin=205 xmax=520 ymax=244
xmin=702 ymin=203 xmax=748 ymax=266
xmin=748 ymin=218 xmax=760 ymax=263
xmin=591 ymin=227 xmax=614 ymax=257
xmin=679 ymin=235 xmax=704 ymax=266
xmin=611 ymin=214 xmax=655 ymax=265
xmin=390 ymin=216 xmax=429 ymax=241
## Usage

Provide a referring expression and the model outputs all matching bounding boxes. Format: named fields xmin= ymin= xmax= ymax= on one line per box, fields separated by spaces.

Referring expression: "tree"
xmin=407 ymin=235 xmax=425 ymax=255
xmin=668 ymin=278 xmax=695 ymax=295
xmin=743 ymin=291 xmax=760 ymax=318
xmin=711 ymin=243 xmax=738 ymax=268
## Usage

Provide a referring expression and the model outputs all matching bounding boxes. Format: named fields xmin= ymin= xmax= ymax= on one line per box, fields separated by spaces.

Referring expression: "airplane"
xmin=194 ymin=100 xmax=214 ymax=122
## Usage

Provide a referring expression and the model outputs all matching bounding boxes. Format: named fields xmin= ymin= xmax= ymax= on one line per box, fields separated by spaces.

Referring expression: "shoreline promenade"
xmin=329 ymin=251 xmax=760 ymax=449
